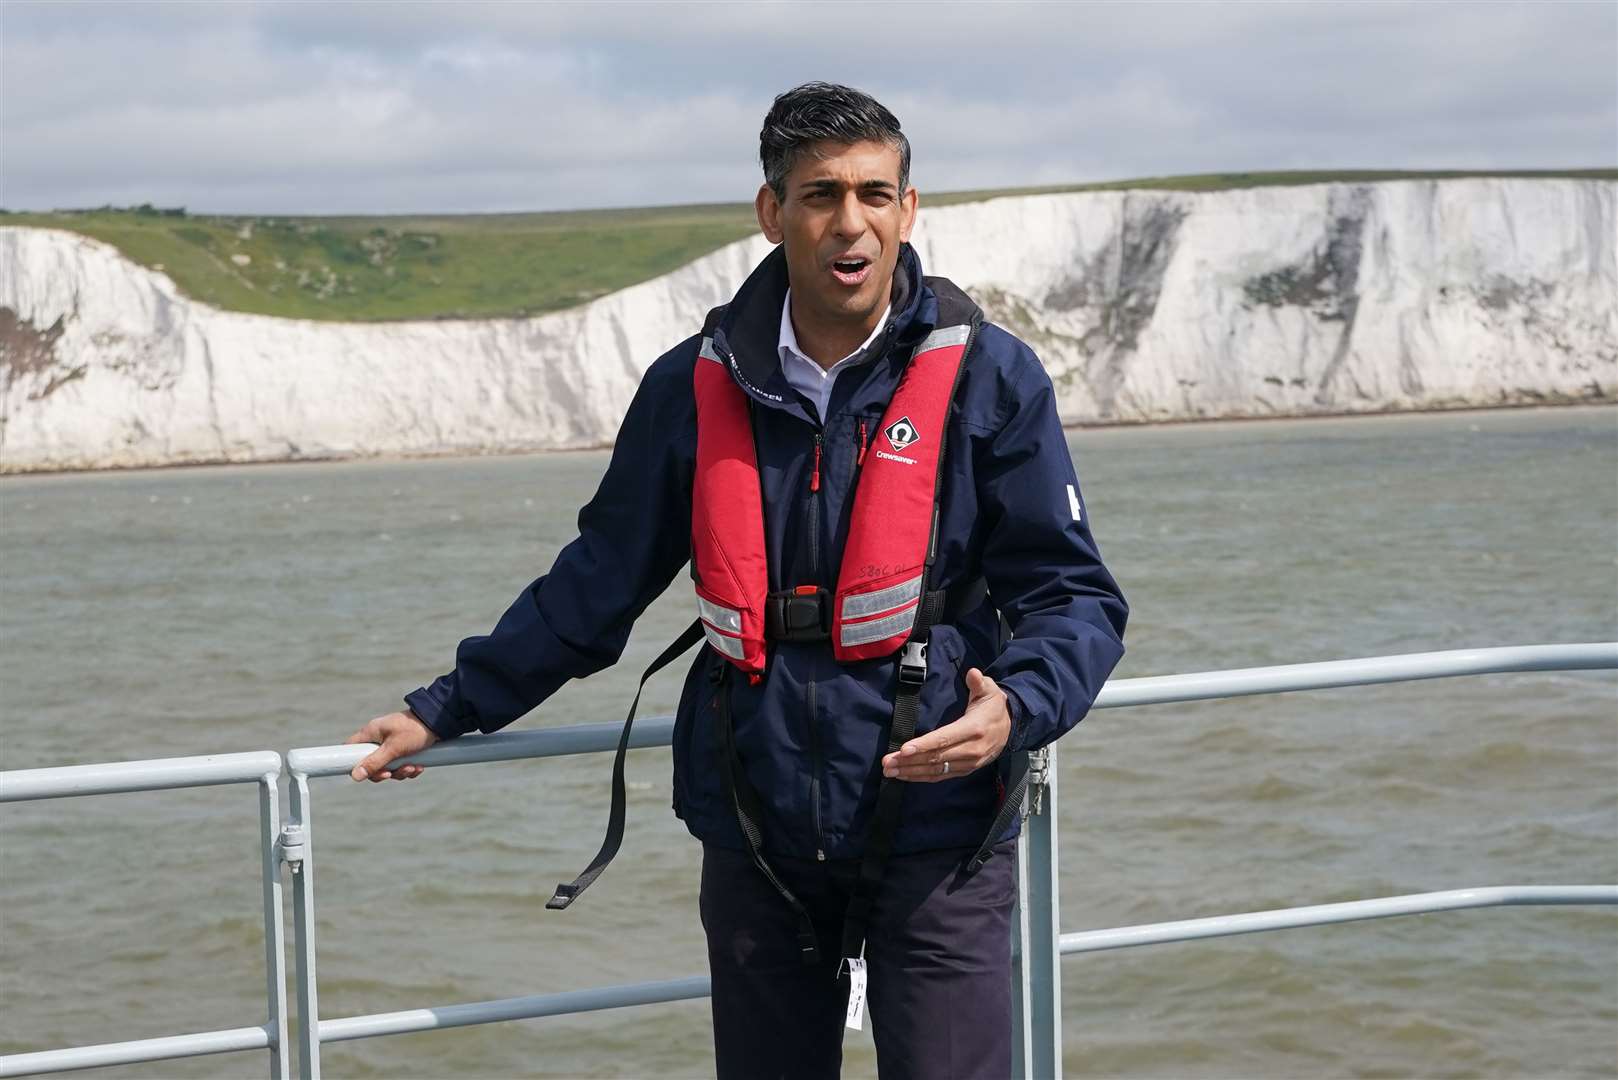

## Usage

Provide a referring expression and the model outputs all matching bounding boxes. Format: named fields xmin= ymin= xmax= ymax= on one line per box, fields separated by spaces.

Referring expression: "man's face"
xmin=755 ymin=138 xmax=918 ymax=329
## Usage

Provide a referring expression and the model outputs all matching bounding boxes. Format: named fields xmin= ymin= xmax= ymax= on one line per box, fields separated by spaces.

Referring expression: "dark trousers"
xmin=699 ymin=838 xmax=1017 ymax=1080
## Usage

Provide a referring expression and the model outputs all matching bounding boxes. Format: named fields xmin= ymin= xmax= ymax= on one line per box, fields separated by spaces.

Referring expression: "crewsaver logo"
xmin=884 ymin=416 xmax=920 ymax=452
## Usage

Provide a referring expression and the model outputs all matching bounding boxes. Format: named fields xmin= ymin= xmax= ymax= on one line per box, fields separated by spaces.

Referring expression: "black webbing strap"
xmin=837 ymin=587 xmax=949 ymax=962
xmin=945 ymin=576 xmax=989 ymax=623
xmin=547 ymin=618 xmax=706 ymax=911
xmin=712 ymin=663 xmax=823 ymax=965
xmin=838 ymin=312 xmax=983 ymax=965
xmin=966 ymin=749 xmax=1030 ymax=872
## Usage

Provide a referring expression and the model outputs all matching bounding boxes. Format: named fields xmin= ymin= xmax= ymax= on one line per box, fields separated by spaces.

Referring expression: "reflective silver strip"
xmin=699 ymin=336 xmax=722 ymax=364
xmin=914 ymin=324 xmax=971 ymax=355
xmin=702 ymin=622 xmax=747 ymax=660
xmin=841 ymin=574 xmax=923 ymax=621
xmin=696 ymin=595 xmax=742 ymax=634
xmin=838 ymin=600 xmax=919 ymax=648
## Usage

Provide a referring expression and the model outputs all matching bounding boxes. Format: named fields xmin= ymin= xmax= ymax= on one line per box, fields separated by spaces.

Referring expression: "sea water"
xmin=2 ymin=405 xmax=1614 ymax=1078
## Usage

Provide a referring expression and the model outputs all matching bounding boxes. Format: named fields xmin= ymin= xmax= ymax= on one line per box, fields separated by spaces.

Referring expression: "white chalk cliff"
xmin=2 ymin=179 xmax=1614 ymax=473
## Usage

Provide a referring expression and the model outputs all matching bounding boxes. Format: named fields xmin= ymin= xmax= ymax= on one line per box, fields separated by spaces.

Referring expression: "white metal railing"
xmin=1057 ymin=886 xmax=1618 ymax=954
xmin=1 ymin=643 xmax=1614 ymax=1078
xmin=0 ymin=752 xmax=290 ymax=1079
xmin=1009 ymin=642 xmax=1618 ymax=1078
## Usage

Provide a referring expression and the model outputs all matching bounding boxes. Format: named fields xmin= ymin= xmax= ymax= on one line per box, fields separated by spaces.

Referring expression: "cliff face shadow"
xmin=1048 ymin=197 xmax=1190 ymax=418
xmin=1238 ymin=184 xmax=1372 ymax=407
xmin=974 ymin=195 xmax=1192 ymax=420
xmin=1 ymin=307 xmax=72 ymax=399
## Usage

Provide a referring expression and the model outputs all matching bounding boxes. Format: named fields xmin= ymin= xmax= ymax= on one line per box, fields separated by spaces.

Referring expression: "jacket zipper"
xmin=806 ymin=428 xmax=826 ymax=860
xmin=805 ymin=678 xmax=826 ymax=860
xmin=806 ymin=431 xmax=821 ymax=577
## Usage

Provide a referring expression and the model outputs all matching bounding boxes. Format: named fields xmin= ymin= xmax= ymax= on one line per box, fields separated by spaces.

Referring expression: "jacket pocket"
xmin=671 ymin=652 xmax=727 ymax=829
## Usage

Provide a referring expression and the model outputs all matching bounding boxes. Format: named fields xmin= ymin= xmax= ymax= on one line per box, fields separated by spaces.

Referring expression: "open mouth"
xmin=829 ymin=256 xmax=873 ymax=286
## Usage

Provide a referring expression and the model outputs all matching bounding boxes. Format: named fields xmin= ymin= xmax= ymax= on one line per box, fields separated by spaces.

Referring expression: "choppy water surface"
xmin=2 ymin=405 xmax=1615 ymax=1079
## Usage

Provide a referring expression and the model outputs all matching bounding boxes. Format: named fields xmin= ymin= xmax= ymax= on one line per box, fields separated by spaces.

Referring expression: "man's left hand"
xmin=881 ymin=668 xmax=1010 ymax=782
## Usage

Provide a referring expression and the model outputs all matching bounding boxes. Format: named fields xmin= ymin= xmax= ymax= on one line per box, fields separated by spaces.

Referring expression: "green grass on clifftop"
xmin=0 ymin=203 xmax=757 ymax=322
xmin=5 ymin=168 xmax=1611 ymax=322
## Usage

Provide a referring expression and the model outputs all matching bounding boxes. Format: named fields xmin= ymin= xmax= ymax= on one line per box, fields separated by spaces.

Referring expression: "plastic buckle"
xmin=898 ymin=639 xmax=928 ymax=687
xmin=767 ymin=586 xmax=831 ymax=641
xmin=786 ymin=588 xmax=830 ymax=636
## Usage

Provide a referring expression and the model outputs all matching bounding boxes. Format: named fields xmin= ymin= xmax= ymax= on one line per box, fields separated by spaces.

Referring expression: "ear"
xmin=898 ymin=185 xmax=919 ymax=243
xmin=755 ymin=183 xmax=784 ymax=245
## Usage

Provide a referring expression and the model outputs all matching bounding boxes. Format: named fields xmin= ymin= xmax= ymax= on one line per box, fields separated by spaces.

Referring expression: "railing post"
xmin=1011 ymin=824 xmax=1031 ymax=1077
xmin=1012 ymin=746 xmax=1061 ymax=1079
xmin=283 ymin=775 xmax=322 ymax=1080
xmin=258 ymin=773 xmax=291 ymax=1080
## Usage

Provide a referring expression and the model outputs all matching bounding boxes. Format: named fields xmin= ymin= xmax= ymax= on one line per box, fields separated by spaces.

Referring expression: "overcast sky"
xmin=2 ymin=0 xmax=1614 ymax=215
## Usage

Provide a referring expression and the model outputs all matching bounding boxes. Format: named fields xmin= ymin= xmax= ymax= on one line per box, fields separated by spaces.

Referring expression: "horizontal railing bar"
xmin=293 ymin=644 xmax=1617 ymax=776
xmin=1059 ymin=885 xmax=1618 ymax=955
xmin=0 ymin=751 xmax=283 ymax=803
xmin=0 ymin=1024 xmax=271 ymax=1077
xmin=317 ymin=975 xmax=711 ymax=1043
xmin=1 ymin=644 xmax=1607 ymax=1077
xmin=1092 ymin=642 xmax=1617 ymax=710
xmin=287 ymin=718 xmax=677 ymax=778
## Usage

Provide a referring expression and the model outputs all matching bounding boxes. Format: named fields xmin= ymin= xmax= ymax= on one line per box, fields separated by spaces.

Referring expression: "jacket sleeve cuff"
xmin=403 ymin=678 xmax=470 ymax=741
xmin=1000 ymin=682 xmax=1033 ymax=755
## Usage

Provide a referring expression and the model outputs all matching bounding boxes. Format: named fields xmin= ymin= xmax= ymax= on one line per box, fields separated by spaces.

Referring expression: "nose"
xmin=831 ymin=190 xmax=864 ymax=241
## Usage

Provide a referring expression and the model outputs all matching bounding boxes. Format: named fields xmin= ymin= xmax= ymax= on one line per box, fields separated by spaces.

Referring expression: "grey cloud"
xmin=2 ymin=0 xmax=1612 ymax=214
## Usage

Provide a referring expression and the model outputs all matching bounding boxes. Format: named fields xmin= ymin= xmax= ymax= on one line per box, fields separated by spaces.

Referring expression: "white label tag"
xmin=844 ymin=957 xmax=868 ymax=1030
xmin=1067 ymin=483 xmax=1084 ymax=522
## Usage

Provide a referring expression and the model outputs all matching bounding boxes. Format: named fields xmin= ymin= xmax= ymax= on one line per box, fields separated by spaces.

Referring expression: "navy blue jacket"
xmin=406 ymin=242 xmax=1128 ymax=858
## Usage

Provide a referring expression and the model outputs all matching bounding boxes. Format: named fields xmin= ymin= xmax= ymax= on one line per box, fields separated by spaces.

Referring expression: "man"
xmin=346 ymin=82 xmax=1127 ymax=1079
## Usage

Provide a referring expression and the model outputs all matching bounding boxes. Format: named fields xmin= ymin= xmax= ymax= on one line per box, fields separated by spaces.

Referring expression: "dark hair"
xmin=759 ymin=82 xmax=911 ymax=201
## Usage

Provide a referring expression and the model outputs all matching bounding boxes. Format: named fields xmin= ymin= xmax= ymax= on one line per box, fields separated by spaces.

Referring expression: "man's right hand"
xmin=346 ymin=709 xmax=440 ymax=782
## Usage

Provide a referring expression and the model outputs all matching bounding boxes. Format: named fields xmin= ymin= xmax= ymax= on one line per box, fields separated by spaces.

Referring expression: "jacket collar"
xmin=712 ymin=242 xmax=933 ymax=420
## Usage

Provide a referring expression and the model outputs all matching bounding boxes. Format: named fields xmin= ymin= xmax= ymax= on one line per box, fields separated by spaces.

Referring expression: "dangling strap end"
xmin=546 ymin=619 xmax=704 ymax=914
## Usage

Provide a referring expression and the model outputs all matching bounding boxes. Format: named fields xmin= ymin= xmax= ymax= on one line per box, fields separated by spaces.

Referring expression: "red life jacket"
xmin=548 ymin=280 xmax=1016 ymax=943
xmin=691 ymin=303 xmax=975 ymax=675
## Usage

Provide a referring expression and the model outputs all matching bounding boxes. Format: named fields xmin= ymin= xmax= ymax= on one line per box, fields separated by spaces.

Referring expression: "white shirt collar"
xmin=778 ymin=289 xmax=891 ymax=378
